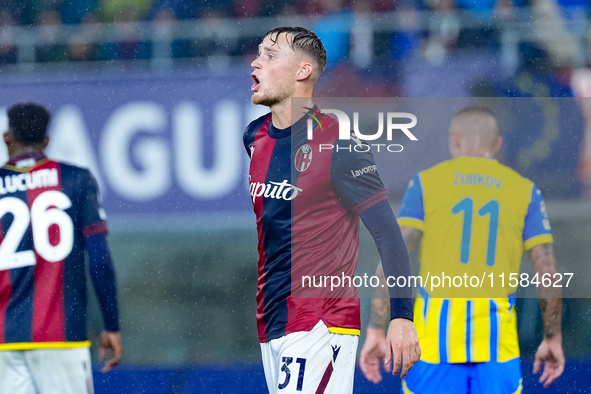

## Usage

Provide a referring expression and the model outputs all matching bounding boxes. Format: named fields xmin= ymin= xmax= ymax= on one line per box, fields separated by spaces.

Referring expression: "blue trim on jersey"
xmin=508 ymin=294 xmax=516 ymax=312
xmin=399 ymin=174 xmax=424 ymax=221
xmin=259 ymin=122 xmax=298 ymax=340
xmin=439 ymin=299 xmax=449 ymax=363
xmin=1 ymin=179 xmax=36 ymax=343
xmin=523 ymin=184 xmax=552 ymax=241
xmin=6 ymin=267 xmax=35 ymax=342
xmin=61 ymin=164 xmax=88 ymax=341
xmin=490 ymin=299 xmax=498 ymax=362
xmin=243 ymin=113 xmax=271 ymax=157
xmin=466 ymin=300 xmax=472 ymax=362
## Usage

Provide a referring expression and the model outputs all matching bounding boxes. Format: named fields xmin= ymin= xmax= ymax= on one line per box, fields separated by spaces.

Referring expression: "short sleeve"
xmin=330 ymin=139 xmax=388 ymax=215
xmin=80 ymin=170 xmax=108 ymax=237
xmin=523 ymin=184 xmax=553 ymax=251
xmin=397 ymin=173 xmax=425 ymax=231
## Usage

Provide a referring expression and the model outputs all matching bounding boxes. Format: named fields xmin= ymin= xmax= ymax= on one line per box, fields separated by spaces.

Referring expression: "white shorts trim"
xmin=260 ymin=320 xmax=358 ymax=394
xmin=0 ymin=347 xmax=94 ymax=394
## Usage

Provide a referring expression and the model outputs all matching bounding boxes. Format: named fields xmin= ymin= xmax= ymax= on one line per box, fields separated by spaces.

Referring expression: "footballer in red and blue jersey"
xmin=0 ymin=102 xmax=119 ymax=359
xmin=0 ymin=152 xmax=119 ymax=350
xmin=245 ymin=109 xmax=413 ymax=344
xmin=248 ymin=28 xmax=418 ymax=392
xmin=0 ymin=103 xmax=120 ymax=393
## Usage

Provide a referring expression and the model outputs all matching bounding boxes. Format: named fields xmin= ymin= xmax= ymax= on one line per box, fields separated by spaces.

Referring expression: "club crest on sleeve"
xmin=294 ymin=144 xmax=313 ymax=172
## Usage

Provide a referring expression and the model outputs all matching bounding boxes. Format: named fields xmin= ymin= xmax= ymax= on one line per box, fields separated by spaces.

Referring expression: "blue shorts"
xmin=402 ymin=358 xmax=522 ymax=394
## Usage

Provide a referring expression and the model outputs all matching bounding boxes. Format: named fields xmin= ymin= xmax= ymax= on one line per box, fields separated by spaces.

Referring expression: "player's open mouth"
xmin=251 ymin=74 xmax=260 ymax=92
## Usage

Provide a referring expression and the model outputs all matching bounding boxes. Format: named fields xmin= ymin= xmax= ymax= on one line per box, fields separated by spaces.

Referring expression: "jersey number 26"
xmin=0 ymin=191 xmax=74 ymax=271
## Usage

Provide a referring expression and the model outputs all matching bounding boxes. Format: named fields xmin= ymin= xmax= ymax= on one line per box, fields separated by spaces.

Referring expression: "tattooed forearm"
xmin=401 ymin=227 xmax=422 ymax=254
xmin=368 ymin=227 xmax=423 ymax=329
xmin=528 ymin=243 xmax=562 ymax=339
xmin=368 ymin=265 xmax=390 ymax=329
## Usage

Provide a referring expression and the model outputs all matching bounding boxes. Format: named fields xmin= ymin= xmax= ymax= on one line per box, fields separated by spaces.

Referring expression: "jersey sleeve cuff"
xmin=524 ymin=234 xmax=553 ymax=251
xmin=83 ymin=222 xmax=109 ymax=237
xmin=390 ymin=298 xmax=414 ymax=321
xmin=398 ymin=217 xmax=425 ymax=231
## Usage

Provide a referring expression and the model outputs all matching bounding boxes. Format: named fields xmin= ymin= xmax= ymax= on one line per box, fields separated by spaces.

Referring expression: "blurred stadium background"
xmin=1 ymin=0 xmax=591 ymax=392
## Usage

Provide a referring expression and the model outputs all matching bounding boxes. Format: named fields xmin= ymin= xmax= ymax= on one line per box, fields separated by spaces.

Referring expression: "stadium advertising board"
xmin=0 ymin=76 xmax=584 ymax=223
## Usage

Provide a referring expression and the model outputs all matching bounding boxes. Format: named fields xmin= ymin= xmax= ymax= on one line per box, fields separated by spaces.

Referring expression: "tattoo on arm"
xmin=401 ymin=227 xmax=422 ymax=254
xmin=368 ymin=227 xmax=423 ymax=329
xmin=368 ymin=265 xmax=389 ymax=329
xmin=528 ymin=243 xmax=562 ymax=339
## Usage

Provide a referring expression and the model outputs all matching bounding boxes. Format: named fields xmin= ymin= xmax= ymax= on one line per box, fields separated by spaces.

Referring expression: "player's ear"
xmin=495 ymin=135 xmax=502 ymax=153
xmin=448 ymin=129 xmax=461 ymax=158
xmin=4 ymin=129 xmax=13 ymax=145
xmin=42 ymin=135 xmax=50 ymax=150
xmin=296 ymin=61 xmax=314 ymax=82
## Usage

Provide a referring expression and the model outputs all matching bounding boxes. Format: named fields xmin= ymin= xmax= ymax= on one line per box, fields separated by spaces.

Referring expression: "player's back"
xmin=0 ymin=153 xmax=107 ymax=349
xmin=418 ymin=156 xmax=544 ymax=283
xmin=399 ymin=156 xmax=552 ymax=364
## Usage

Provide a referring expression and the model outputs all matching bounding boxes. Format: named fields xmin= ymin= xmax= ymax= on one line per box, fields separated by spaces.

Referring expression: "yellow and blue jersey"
xmin=398 ymin=156 xmax=553 ymax=364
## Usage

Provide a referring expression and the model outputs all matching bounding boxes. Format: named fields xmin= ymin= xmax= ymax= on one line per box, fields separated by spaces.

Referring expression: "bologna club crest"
xmin=295 ymin=144 xmax=313 ymax=172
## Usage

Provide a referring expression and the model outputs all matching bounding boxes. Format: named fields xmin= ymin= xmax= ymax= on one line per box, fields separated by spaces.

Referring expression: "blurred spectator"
xmin=192 ymin=9 xmax=238 ymax=66
xmin=389 ymin=3 xmax=422 ymax=61
xmin=151 ymin=9 xmax=192 ymax=61
xmin=35 ymin=10 xmax=68 ymax=62
xmin=68 ymin=12 xmax=100 ymax=61
xmin=58 ymin=0 xmax=99 ymax=24
xmin=422 ymin=0 xmax=460 ymax=64
xmin=0 ymin=11 xmax=17 ymax=64
xmin=6 ymin=0 xmax=44 ymax=25
xmin=350 ymin=0 xmax=374 ymax=69
xmin=99 ymin=0 xmax=154 ymax=22
xmin=97 ymin=7 xmax=151 ymax=60
xmin=150 ymin=0 xmax=201 ymax=19
xmin=530 ymin=0 xmax=577 ymax=68
xmin=233 ymin=0 xmax=265 ymax=18
xmin=313 ymin=0 xmax=353 ymax=67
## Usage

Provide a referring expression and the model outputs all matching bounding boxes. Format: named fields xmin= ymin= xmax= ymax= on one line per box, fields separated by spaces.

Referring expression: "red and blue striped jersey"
xmin=244 ymin=112 xmax=389 ymax=343
xmin=0 ymin=153 xmax=109 ymax=350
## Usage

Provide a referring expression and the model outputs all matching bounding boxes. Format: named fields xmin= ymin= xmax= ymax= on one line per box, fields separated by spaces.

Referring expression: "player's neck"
xmin=270 ymin=96 xmax=314 ymax=130
xmin=9 ymin=146 xmax=45 ymax=159
xmin=458 ymin=149 xmax=496 ymax=159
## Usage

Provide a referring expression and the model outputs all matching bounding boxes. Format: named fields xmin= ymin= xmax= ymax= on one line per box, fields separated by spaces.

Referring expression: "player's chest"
xmin=248 ymin=137 xmax=332 ymax=210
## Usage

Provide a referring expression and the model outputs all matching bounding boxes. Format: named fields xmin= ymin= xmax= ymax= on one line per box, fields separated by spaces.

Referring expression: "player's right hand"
xmin=99 ymin=331 xmax=123 ymax=373
xmin=360 ymin=328 xmax=390 ymax=383
xmin=384 ymin=318 xmax=420 ymax=379
xmin=533 ymin=335 xmax=565 ymax=388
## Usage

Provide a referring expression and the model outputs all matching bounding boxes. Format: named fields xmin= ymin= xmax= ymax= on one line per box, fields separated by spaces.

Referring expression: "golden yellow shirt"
xmin=398 ymin=157 xmax=553 ymax=363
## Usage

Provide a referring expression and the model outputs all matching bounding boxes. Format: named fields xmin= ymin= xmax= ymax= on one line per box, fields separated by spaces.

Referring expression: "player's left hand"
xmin=99 ymin=330 xmax=122 ymax=373
xmin=384 ymin=318 xmax=420 ymax=379
xmin=360 ymin=328 xmax=390 ymax=383
xmin=533 ymin=335 xmax=564 ymax=388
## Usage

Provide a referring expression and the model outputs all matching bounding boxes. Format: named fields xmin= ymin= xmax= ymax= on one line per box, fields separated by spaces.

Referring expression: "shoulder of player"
xmin=417 ymin=158 xmax=456 ymax=177
xmin=490 ymin=160 xmax=536 ymax=188
xmin=50 ymin=160 xmax=96 ymax=185
xmin=329 ymin=137 xmax=377 ymax=168
xmin=244 ymin=113 xmax=272 ymax=140
xmin=50 ymin=159 xmax=88 ymax=173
